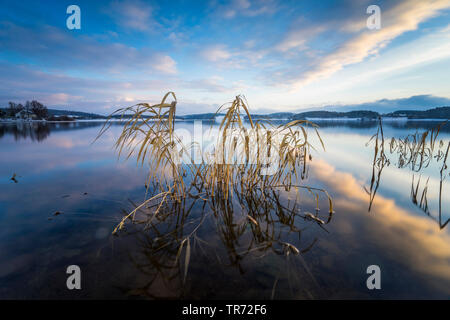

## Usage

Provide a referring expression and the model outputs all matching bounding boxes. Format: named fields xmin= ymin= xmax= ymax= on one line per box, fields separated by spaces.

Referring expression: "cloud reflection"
xmin=311 ymin=159 xmax=450 ymax=293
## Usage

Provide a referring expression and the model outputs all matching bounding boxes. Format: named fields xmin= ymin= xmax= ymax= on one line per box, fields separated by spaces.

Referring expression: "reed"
xmin=366 ymin=119 xmax=449 ymax=228
xmin=96 ymin=92 xmax=334 ymax=286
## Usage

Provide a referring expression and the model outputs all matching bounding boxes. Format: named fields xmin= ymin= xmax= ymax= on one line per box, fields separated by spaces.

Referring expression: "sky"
xmin=0 ymin=0 xmax=450 ymax=115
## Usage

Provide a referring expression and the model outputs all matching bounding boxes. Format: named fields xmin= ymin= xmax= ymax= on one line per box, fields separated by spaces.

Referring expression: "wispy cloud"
xmin=0 ymin=22 xmax=177 ymax=75
xmin=276 ymin=25 xmax=326 ymax=53
xmin=1 ymin=0 xmax=449 ymax=113
xmin=199 ymin=43 xmax=268 ymax=70
xmin=152 ymin=54 xmax=177 ymax=74
xmin=216 ymin=0 xmax=278 ymax=19
xmin=0 ymin=63 xmax=173 ymax=110
xmin=105 ymin=0 xmax=157 ymax=32
xmin=0 ymin=63 xmax=235 ymax=112
xmin=286 ymin=0 xmax=450 ymax=89
xmin=201 ymin=45 xmax=233 ymax=62
xmin=182 ymin=76 xmax=238 ymax=93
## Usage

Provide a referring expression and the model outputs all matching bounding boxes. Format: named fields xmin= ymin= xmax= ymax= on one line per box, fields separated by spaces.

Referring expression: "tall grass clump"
xmin=366 ymin=118 xmax=449 ymax=229
xmin=96 ymin=92 xmax=334 ymax=283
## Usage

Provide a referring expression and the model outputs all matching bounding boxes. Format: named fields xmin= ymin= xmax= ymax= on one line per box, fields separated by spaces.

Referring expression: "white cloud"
xmin=182 ymin=76 xmax=238 ymax=93
xmin=276 ymin=25 xmax=326 ymax=52
xmin=288 ymin=0 xmax=450 ymax=89
xmin=0 ymin=22 xmax=178 ymax=75
xmin=152 ymin=55 xmax=178 ymax=74
xmin=46 ymin=93 xmax=71 ymax=104
xmin=218 ymin=0 xmax=278 ymax=19
xmin=199 ymin=43 xmax=268 ymax=70
xmin=201 ymin=45 xmax=233 ymax=62
xmin=106 ymin=0 xmax=156 ymax=31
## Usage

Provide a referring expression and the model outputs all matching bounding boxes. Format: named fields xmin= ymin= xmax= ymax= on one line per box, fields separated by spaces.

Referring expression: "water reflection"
xmin=116 ymin=184 xmax=332 ymax=293
xmin=114 ymin=155 xmax=450 ymax=299
xmin=310 ymin=159 xmax=450 ymax=297
xmin=0 ymin=121 xmax=123 ymax=142
xmin=0 ymin=120 xmax=449 ymax=299
xmin=3 ymin=119 xmax=450 ymax=142
xmin=99 ymin=94 xmax=334 ymax=298
xmin=365 ymin=119 xmax=449 ymax=229
xmin=0 ymin=121 xmax=51 ymax=141
xmin=115 ymin=188 xmax=332 ymax=299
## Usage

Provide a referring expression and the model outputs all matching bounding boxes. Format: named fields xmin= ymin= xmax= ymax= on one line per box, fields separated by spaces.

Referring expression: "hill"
xmin=3 ymin=106 xmax=450 ymax=122
xmin=178 ymin=113 xmax=225 ymax=120
xmin=323 ymin=95 xmax=450 ymax=113
xmin=47 ymin=109 xmax=105 ymax=119
xmin=383 ymin=106 xmax=450 ymax=119
xmin=245 ymin=112 xmax=294 ymax=120
xmin=292 ymin=110 xmax=379 ymax=120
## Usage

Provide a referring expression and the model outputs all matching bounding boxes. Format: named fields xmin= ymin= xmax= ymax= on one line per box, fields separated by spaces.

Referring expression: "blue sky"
xmin=0 ymin=0 xmax=449 ymax=114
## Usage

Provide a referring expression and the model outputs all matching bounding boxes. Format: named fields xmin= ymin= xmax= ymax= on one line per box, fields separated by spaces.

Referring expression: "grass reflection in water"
xmin=96 ymin=92 xmax=334 ymax=298
xmin=366 ymin=118 xmax=449 ymax=229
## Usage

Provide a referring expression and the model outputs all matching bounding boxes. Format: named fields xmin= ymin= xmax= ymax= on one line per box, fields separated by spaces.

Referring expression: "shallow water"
xmin=0 ymin=120 xmax=449 ymax=299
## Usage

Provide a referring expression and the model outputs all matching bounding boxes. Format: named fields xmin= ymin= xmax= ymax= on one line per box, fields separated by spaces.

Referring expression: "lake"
xmin=0 ymin=120 xmax=449 ymax=299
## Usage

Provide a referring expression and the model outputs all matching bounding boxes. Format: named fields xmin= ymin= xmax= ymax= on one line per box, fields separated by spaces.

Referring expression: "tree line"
xmin=0 ymin=100 xmax=49 ymax=119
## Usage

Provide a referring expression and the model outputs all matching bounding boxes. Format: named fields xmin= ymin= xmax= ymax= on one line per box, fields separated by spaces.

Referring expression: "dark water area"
xmin=0 ymin=120 xmax=449 ymax=299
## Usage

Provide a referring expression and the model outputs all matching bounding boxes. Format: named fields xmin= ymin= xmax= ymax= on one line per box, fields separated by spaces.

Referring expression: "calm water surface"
xmin=0 ymin=120 xmax=449 ymax=299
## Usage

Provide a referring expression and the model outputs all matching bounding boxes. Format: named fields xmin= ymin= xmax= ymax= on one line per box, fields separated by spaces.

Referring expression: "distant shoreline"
xmin=1 ymin=117 xmax=448 ymax=124
xmin=2 ymin=106 xmax=450 ymax=122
